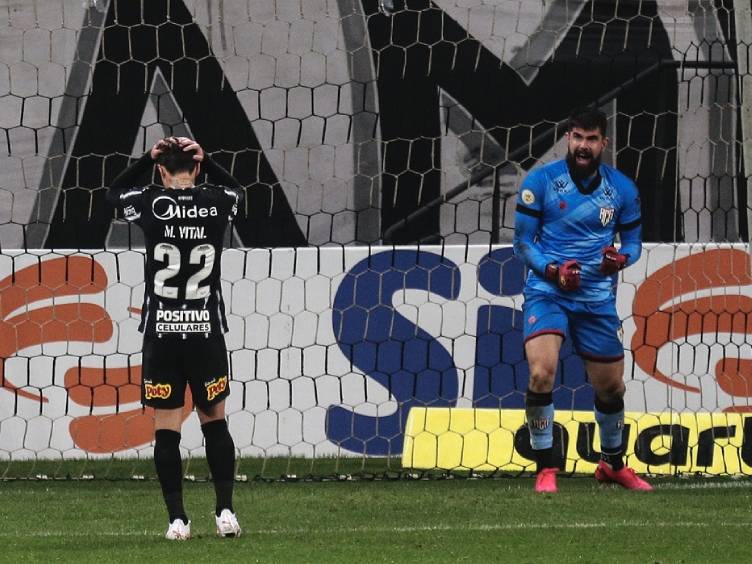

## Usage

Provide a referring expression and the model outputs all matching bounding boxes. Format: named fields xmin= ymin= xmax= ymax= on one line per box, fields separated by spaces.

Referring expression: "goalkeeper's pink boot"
xmin=595 ymin=461 xmax=653 ymax=491
xmin=534 ymin=467 xmax=558 ymax=493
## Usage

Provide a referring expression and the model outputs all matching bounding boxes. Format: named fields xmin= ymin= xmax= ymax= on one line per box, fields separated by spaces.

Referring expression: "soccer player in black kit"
xmin=107 ymin=137 xmax=243 ymax=540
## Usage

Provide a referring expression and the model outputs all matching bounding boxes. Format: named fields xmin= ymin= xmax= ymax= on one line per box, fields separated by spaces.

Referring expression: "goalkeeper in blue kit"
xmin=513 ymin=107 xmax=652 ymax=493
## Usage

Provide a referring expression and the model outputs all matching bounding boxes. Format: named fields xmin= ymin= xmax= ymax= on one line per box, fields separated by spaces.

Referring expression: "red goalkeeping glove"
xmin=599 ymin=246 xmax=628 ymax=275
xmin=545 ymin=260 xmax=581 ymax=291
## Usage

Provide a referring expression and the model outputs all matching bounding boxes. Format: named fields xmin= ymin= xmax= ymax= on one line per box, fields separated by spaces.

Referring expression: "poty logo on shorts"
xmin=205 ymin=376 xmax=228 ymax=401
xmin=152 ymin=195 xmax=218 ymax=221
xmin=144 ymin=382 xmax=172 ymax=400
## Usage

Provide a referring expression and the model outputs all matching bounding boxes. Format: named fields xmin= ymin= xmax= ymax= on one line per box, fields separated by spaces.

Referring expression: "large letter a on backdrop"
xmin=43 ymin=0 xmax=306 ymax=249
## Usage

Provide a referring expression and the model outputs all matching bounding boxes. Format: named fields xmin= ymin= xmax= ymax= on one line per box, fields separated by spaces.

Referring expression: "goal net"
xmin=0 ymin=0 xmax=750 ymax=479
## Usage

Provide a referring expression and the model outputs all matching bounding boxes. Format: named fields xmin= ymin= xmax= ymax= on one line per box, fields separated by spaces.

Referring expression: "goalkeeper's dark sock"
xmin=600 ymin=448 xmax=624 ymax=471
xmin=154 ymin=429 xmax=188 ymax=523
xmin=525 ymin=389 xmax=556 ymax=472
xmin=202 ymin=419 xmax=236 ymax=515
xmin=594 ymin=396 xmax=625 ymax=471
xmin=533 ymin=447 xmax=555 ymax=473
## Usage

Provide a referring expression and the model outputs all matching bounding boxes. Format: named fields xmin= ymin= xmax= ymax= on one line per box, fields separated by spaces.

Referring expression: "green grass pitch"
xmin=2 ymin=474 xmax=751 ymax=563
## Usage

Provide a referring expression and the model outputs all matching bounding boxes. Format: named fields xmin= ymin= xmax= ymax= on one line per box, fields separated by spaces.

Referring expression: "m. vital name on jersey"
xmin=163 ymin=225 xmax=207 ymax=239
xmin=155 ymin=309 xmax=211 ymax=333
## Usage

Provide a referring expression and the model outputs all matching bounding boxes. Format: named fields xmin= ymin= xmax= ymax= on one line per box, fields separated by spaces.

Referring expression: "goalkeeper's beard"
xmin=566 ymin=148 xmax=601 ymax=179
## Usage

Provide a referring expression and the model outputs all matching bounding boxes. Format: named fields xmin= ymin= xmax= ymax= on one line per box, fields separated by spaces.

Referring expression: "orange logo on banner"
xmin=0 ymin=256 xmax=192 ymax=453
xmin=0 ymin=256 xmax=112 ymax=403
xmin=144 ymin=383 xmax=173 ymax=400
xmin=631 ymin=248 xmax=752 ymax=412
xmin=206 ymin=376 xmax=228 ymax=401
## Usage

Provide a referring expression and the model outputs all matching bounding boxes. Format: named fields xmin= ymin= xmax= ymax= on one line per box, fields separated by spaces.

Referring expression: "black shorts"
xmin=141 ymin=334 xmax=230 ymax=409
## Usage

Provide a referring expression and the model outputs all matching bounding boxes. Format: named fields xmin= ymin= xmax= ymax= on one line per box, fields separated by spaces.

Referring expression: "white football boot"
xmin=215 ymin=509 xmax=242 ymax=538
xmin=165 ymin=518 xmax=191 ymax=540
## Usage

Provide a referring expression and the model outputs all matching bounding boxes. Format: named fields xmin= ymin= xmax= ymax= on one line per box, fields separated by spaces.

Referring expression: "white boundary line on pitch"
xmin=4 ymin=521 xmax=752 ymax=538
xmin=653 ymin=480 xmax=752 ymax=490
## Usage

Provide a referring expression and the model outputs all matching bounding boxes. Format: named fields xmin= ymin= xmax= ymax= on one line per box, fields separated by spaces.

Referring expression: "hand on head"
xmin=174 ymin=137 xmax=204 ymax=162
xmin=149 ymin=138 xmax=172 ymax=160
xmin=150 ymin=137 xmax=204 ymax=162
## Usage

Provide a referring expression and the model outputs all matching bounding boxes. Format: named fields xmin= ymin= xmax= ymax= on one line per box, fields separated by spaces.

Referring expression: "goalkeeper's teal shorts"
xmin=522 ymin=289 xmax=624 ymax=362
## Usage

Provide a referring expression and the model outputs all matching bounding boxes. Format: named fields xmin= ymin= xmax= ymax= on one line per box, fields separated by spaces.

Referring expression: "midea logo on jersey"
xmin=152 ymin=195 xmax=218 ymax=221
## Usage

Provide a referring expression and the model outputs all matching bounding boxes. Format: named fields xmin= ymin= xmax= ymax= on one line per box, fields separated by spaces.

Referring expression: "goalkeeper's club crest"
xmin=599 ymin=207 xmax=615 ymax=226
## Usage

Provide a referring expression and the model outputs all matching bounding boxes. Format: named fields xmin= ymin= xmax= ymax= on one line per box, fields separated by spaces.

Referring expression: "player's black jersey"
xmin=107 ymin=153 xmax=243 ymax=339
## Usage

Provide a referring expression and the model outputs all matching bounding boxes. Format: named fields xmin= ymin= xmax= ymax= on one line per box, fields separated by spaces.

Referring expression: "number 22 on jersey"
xmin=153 ymin=242 xmax=215 ymax=300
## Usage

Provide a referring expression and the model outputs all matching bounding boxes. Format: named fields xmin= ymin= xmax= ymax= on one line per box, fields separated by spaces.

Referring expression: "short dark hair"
xmin=567 ymin=107 xmax=608 ymax=136
xmin=157 ymin=140 xmax=197 ymax=174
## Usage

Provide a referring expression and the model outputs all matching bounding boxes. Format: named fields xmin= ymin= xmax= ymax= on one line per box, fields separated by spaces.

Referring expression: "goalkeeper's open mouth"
xmin=574 ymin=150 xmax=593 ymax=166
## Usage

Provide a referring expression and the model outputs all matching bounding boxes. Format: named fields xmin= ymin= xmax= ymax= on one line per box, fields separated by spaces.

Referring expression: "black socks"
xmin=202 ymin=419 xmax=236 ymax=516
xmin=155 ymin=420 xmax=236 ymax=521
xmin=154 ymin=429 xmax=188 ymax=523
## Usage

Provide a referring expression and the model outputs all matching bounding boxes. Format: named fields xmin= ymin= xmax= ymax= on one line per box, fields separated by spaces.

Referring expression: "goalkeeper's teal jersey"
xmin=512 ymin=159 xmax=642 ymax=302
